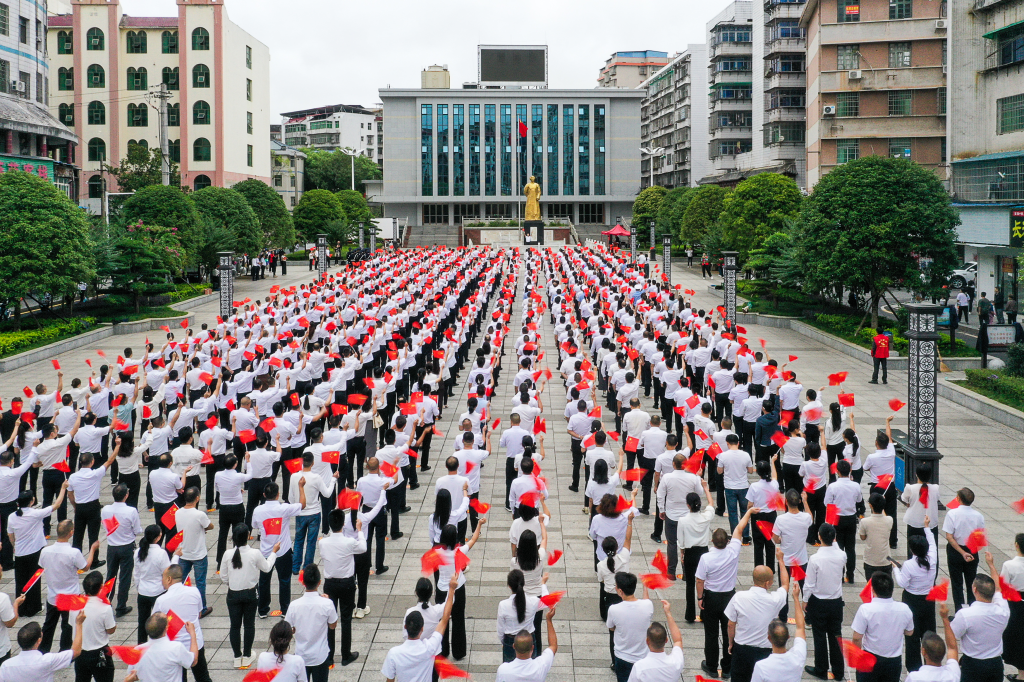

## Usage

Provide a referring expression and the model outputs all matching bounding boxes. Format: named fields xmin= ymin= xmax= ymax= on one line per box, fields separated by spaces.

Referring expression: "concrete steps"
xmin=403 ymin=226 xmax=461 ymax=248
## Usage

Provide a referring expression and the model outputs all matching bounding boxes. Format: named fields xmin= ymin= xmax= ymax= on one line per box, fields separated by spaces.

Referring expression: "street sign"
xmin=316 ymin=234 xmax=328 ymax=277
xmin=986 ymin=324 xmax=1017 ymax=347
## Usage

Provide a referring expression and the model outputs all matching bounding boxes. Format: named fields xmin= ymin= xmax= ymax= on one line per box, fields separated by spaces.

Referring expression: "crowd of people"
xmin=0 ymin=242 xmax=1016 ymax=682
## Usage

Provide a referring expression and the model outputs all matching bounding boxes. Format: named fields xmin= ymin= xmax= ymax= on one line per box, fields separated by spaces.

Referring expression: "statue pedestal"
xmin=523 ymin=220 xmax=545 ymax=246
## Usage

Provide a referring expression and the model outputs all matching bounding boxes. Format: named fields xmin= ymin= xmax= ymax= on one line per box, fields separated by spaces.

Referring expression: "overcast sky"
xmin=113 ymin=0 xmax=731 ymax=116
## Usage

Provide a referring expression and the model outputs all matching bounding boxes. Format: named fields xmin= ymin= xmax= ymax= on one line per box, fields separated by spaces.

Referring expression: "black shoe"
xmin=199 ymin=607 xmax=213 ymax=619
xmin=882 ymin=380 xmax=888 ymax=384
xmin=722 ymin=671 xmax=731 ymax=680
xmin=115 ymin=607 xmax=133 ymax=618
xmin=375 ymin=566 xmax=389 ymax=575
xmin=341 ymin=653 xmax=359 ymax=666
xmin=401 ymin=506 xmax=412 ymax=513
xmin=391 ymin=532 xmax=405 ymax=539
xmin=568 ymin=485 xmax=579 ymax=493
xmin=91 ymin=560 xmax=106 ymax=570
xmin=868 ymin=380 xmax=879 ymax=384
xmin=804 ymin=666 xmax=829 ymax=680
xmin=650 ymin=534 xmax=662 ymax=543
xmin=624 ymin=483 xmax=634 ymax=492
xmin=701 ymin=661 xmax=718 ymax=678
xmin=420 ymin=465 xmax=431 ymax=472
xmin=409 ymin=483 xmax=420 ymax=490
xmin=637 ymin=508 xmax=650 ymax=515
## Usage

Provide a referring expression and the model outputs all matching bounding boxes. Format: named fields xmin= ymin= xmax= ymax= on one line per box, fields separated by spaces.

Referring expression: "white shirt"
xmin=319 ymin=532 xmax=366 ymax=579
xmin=217 ymin=546 xmax=277 ymax=590
xmin=101 ymin=502 xmax=142 ymax=547
xmin=289 ymin=471 xmax=334 ymax=516
xmin=381 ymin=632 xmax=443 ymax=682
xmin=626 ymin=646 xmax=684 ymax=682
xmin=718 ymin=449 xmax=752 ymax=490
xmin=824 ymin=478 xmax=862 ymax=516
xmin=285 ymin=591 xmax=338 ymax=666
xmin=67 ymin=466 xmax=106 ymax=504
xmin=38 ymin=541 xmax=86 ymax=605
xmin=942 ymin=505 xmax=985 ymax=546
xmin=131 ymin=636 xmax=193 ymax=682
xmin=0 ymin=649 xmax=74 ymax=682
xmin=850 ymin=597 xmax=915 ymax=658
xmin=597 ymin=548 xmax=631 ymax=592
xmin=724 ymin=586 xmax=789 ymax=648
xmin=403 ymin=604 xmax=444 ymax=641
xmin=0 ymin=594 xmax=14 ymax=656
xmin=173 ymin=507 xmax=210 ymax=561
xmin=495 ymin=648 xmax=556 ymax=682
xmin=149 ymin=468 xmax=183 ymax=504
xmin=678 ymin=506 xmax=715 ymax=549
xmin=153 ymin=582 xmax=205 ymax=649
xmin=804 ymin=545 xmax=847 ymax=600
xmin=213 ymin=469 xmax=253 ymax=506
xmin=657 ymin=470 xmax=703 ymax=520
xmin=696 ymin=538 xmax=742 ymax=593
xmin=81 ymin=596 xmax=116 ymax=650
xmin=606 ymin=599 xmax=655 ymax=663
xmin=773 ymin=512 xmax=813 ymax=565
xmin=255 ymin=653 xmax=305 ymax=682
xmin=8 ymin=507 xmax=52 ymax=556
xmin=893 ymin=529 xmax=937 ymax=595
xmin=904 ymin=660 xmax=961 ymax=682
xmin=496 ymin=594 xmax=543 ymax=637
xmin=134 ymin=544 xmax=173 ymax=597
xmin=750 ymin=638 xmax=807 ymax=682
xmin=901 ymin=483 xmax=939 ymax=528
xmin=949 ymin=593 xmax=1009 ymax=659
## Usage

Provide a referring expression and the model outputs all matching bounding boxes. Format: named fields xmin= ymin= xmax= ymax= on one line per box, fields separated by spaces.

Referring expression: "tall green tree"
xmin=0 ymin=171 xmax=96 ymax=329
xmin=797 ymin=157 xmax=960 ymax=328
xmin=336 ymin=189 xmax=373 ymax=225
xmin=192 ymin=186 xmax=263 ymax=256
xmin=232 ymin=178 xmax=296 ymax=249
xmin=293 ymin=189 xmax=346 ymax=242
xmin=632 ymin=186 xmax=667 ymax=226
xmin=104 ymin=143 xmax=179 ymax=194
xmin=717 ymin=173 xmax=802 ymax=263
xmin=120 ymin=185 xmax=202 ymax=267
xmin=656 ymin=187 xmax=695 ymax=243
xmin=680 ymin=185 xmax=729 ymax=247
xmin=303 ymin=149 xmax=382 ymax=194
xmin=96 ymin=227 xmax=176 ymax=313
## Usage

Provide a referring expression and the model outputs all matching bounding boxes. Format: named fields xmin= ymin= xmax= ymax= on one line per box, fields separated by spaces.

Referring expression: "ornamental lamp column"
xmin=316 ymin=234 xmax=328 ymax=278
xmin=722 ymin=251 xmax=738 ymax=323
xmin=218 ymin=251 xmax=234 ymax=320
xmin=903 ymin=302 xmax=944 ymax=486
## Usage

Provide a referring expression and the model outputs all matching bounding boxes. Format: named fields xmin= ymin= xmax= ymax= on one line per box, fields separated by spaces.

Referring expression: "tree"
xmin=232 ymin=179 xmax=296 ymax=249
xmin=303 ymin=149 xmax=382 ymax=194
xmin=195 ymin=219 xmax=238 ymax=281
xmin=631 ymin=186 xmax=667 ymax=226
xmin=192 ymin=186 xmax=263 ymax=256
xmin=104 ymin=143 xmax=179 ymax=194
xmin=797 ymin=157 xmax=960 ymax=329
xmin=120 ymin=185 xmax=202 ymax=267
xmin=656 ymin=187 xmax=695 ymax=243
xmin=717 ymin=173 xmax=802 ymax=264
xmin=680 ymin=185 xmax=729 ymax=247
xmin=0 ymin=171 xmax=96 ymax=329
xmin=96 ymin=224 xmax=176 ymax=313
xmin=293 ymin=189 xmax=345 ymax=242
xmin=336 ymin=189 xmax=373 ymax=226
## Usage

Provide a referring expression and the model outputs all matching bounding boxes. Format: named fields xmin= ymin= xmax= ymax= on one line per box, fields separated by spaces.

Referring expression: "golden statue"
xmin=524 ymin=175 xmax=542 ymax=221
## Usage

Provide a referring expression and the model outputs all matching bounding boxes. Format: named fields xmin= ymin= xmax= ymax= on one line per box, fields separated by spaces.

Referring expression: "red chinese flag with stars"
xmin=160 ymin=504 xmax=179 ymax=530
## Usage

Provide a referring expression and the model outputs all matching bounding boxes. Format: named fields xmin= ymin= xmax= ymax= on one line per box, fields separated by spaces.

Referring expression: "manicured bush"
xmin=963 ymin=369 xmax=1024 ymax=410
xmin=1007 ymin=343 xmax=1024 ymax=378
xmin=0 ymin=317 xmax=97 ymax=357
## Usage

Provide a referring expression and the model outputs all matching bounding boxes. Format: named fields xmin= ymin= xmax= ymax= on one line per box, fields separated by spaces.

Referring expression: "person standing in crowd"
xmin=495 ymin=604 xmax=558 ymax=682
xmin=718 ymin=434 xmax=753 ymax=543
xmin=750 ymin=584 xmax=807 ymax=682
xmin=802 ymin=524 xmax=846 ymax=682
xmin=893 ymin=514 xmax=938 ymax=673
xmin=75 ymin=571 xmax=116 ymax=682
xmin=67 ymin=450 xmax=114 ymax=569
xmin=39 ymin=520 xmax=99 ymax=653
xmin=0 ymin=441 xmax=39 ymax=571
xmin=864 ymin=416 xmax=898 ymax=549
xmin=284 ymin=564 xmax=336 ymax=682
xmin=824 ymin=459 xmax=862 ymax=584
xmin=851 ymin=571 xmax=915 ymax=682
xmin=252 ymin=481 xmax=307 ymax=619
xmin=133 ymin=525 xmax=172 ymax=644
xmin=657 ymin=452 xmax=704 ymax=582
xmin=174 ymin=487 xmax=214 ymax=618
xmin=606 ymin=573 xmax=654 ymax=682
xmin=126 ymin=614 xmax=198 ymax=682
xmin=869 ymin=331 xmax=890 ymax=385
xmin=381 ymin=572 xmax=459 ymax=682
xmin=100 ymin=482 xmax=142 ymax=619
xmin=679 ymin=481 xmax=715 ymax=623
xmin=905 ymin=603 xmax=960 ymax=682
xmin=724 ymin=549 xmax=790 ymax=682
xmin=0 ymin=611 xmax=85 ymax=682
xmin=152 ymin=564 xmax=211 ymax=682
xmin=943 ymin=487 xmax=985 ymax=613
xmin=320 ymin=509 xmax=365 ymax=667
xmin=947 ymin=551 xmax=1008 ymax=682
xmin=254 ymin=621 xmax=305 ymax=682
xmin=218 ymin=524 xmax=281 ymax=668
xmin=623 ymin=600 xmax=683 ymax=682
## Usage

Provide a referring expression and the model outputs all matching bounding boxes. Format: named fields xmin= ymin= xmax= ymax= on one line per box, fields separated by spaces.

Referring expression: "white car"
xmin=949 ymin=262 xmax=977 ymax=290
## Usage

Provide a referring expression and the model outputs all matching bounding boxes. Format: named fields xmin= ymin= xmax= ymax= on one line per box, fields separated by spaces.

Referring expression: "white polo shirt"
xmin=773 ymin=511 xmax=813 ymax=565
xmin=38 ymin=541 xmax=86 ymax=605
xmin=625 ymin=646 xmax=684 ymax=682
xmin=724 ymin=586 xmax=789 ymax=648
xmin=285 ymin=591 xmax=338 ymax=667
xmin=67 ymin=466 xmax=105 ymax=504
xmin=495 ymin=647 xmax=556 ymax=682
xmin=750 ymin=638 xmax=807 ymax=682
xmin=0 ymin=649 xmax=74 ymax=682
xmin=606 ymin=599 xmax=655 ymax=663
xmin=380 ymin=632 xmax=443 ymax=682
xmin=173 ymin=507 xmax=210 ymax=561
xmin=850 ymin=597 xmax=915 ymax=659
xmin=153 ymin=582 xmax=205 ymax=649
xmin=130 ymin=636 xmax=193 ymax=682
xmin=695 ymin=538 xmax=742 ymax=593
xmin=100 ymin=502 xmax=142 ymax=547
xmin=949 ymin=593 xmax=1009 ymax=659
xmin=80 ymin=596 xmax=116 ymax=651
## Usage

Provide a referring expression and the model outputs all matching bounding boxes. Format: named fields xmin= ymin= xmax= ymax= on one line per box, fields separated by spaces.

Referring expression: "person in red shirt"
xmin=869 ymin=333 xmax=890 ymax=385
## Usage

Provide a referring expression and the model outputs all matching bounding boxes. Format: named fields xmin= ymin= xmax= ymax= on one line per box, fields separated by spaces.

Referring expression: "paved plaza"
xmin=0 ymin=248 xmax=1020 ymax=682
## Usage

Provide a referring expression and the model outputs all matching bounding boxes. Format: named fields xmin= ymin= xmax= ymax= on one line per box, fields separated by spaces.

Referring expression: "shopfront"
xmin=955 ymin=203 xmax=1022 ymax=305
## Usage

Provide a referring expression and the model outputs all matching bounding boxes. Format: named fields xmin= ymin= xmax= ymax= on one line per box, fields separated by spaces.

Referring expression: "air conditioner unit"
xmin=934 ymin=19 xmax=948 ymax=29
xmin=848 ymin=69 xmax=863 ymax=80
xmin=16 ymin=81 xmax=26 ymax=93
xmin=823 ymin=105 xmax=837 ymax=116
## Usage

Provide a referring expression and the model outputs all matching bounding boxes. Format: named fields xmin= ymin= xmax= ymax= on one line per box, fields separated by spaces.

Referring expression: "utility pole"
xmin=146 ymin=83 xmax=173 ymax=185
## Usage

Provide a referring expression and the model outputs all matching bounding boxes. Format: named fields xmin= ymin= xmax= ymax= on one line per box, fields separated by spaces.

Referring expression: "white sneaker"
xmin=360 ymin=606 xmax=371 ymax=617
xmin=241 ymin=656 xmax=255 ymax=668
xmin=352 ymin=608 xmax=364 ymax=619
xmin=233 ymin=657 xmax=242 ymax=669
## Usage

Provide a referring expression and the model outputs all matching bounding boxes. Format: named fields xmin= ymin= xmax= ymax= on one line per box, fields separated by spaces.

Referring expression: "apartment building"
xmin=598 ymin=50 xmax=671 ymax=89
xmin=948 ymin=0 xmax=1024 ymax=301
xmin=802 ymin=0 xmax=948 ymax=187
xmin=705 ymin=3 xmax=756 ymax=177
xmin=639 ymin=47 xmax=711 ymax=189
xmin=270 ymin=139 xmax=304 ymax=211
xmin=280 ymin=104 xmax=376 ymax=160
xmin=48 ymin=0 xmax=271 ymax=212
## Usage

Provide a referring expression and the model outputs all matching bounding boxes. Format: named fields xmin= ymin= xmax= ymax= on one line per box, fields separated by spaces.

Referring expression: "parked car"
xmin=949 ymin=261 xmax=977 ymax=290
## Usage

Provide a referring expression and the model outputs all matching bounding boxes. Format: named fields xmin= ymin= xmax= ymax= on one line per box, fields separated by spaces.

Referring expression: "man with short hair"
xmin=657 ymin=452 xmax=704 ymax=580
xmin=948 ymin=551 xmax=1008 ymax=682
xmin=174 ymin=487 xmax=214 ymax=617
xmin=39 ymin=520 xmax=99 ymax=652
xmin=824 ymin=459 xmax=862 ymax=583
xmin=67 ymin=450 xmax=114 ymax=568
xmin=381 ymin=571 xmax=458 ymax=682
xmin=126 ymin=613 xmax=198 ymax=682
xmin=75 ymin=571 xmax=116 ymax=682
xmin=499 ymin=414 xmax=530 ymax=511
xmin=802 ymin=524 xmax=847 ymax=682
xmin=284 ymin=564 xmax=337 ymax=682
xmin=859 ymin=493 xmax=895 ymax=582
xmin=320 ymin=509 xmax=365 ymax=667
xmin=288 ymin=452 xmax=334 ymax=574
xmin=0 ymin=610 xmax=84 ymax=682
xmin=252 ymin=481 xmax=306 ymax=619
xmin=495 ymin=606 xmax=558 ymax=682
xmin=624 ymin=600 xmax=683 ymax=682
xmin=943 ymin=487 xmax=986 ymax=613
xmin=152 ymin=564 xmax=212 ymax=682
xmin=850 ymin=572 xmax=915 ymax=682
xmin=606 ymin=573 xmax=654 ymax=682
xmin=717 ymin=434 xmax=754 ymax=543
xmin=751 ymin=583 xmax=807 ymax=682
xmin=100 ymin=482 xmax=142 ymax=618
xmin=906 ymin=603 xmax=960 ymax=682
xmin=725 ymin=549 xmax=791 ymax=682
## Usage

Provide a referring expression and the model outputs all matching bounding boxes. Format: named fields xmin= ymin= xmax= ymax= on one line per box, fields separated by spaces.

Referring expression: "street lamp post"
xmin=342 ymin=147 xmax=361 ymax=192
xmin=903 ymin=303 xmax=944 ymax=485
xmin=638 ymin=146 xmax=666 ymax=191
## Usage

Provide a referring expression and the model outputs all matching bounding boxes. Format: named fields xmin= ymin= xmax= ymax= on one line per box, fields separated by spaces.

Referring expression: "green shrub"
xmin=0 ymin=317 xmax=97 ymax=357
xmin=1007 ymin=343 xmax=1024 ymax=378
xmin=963 ymin=369 xmax=1024 ymax=410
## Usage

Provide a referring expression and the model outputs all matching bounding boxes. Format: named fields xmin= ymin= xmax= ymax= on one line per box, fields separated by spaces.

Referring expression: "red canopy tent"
xmin=602 ymin=223 xmax=631 ymax=246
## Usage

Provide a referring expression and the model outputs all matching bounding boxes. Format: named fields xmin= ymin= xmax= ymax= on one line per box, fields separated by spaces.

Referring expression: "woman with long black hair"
xmin=9 ymin=484 xmax=66 ymax=616
xmin=427 ymin=488 xmax=470 ymax=545
xmin=402 ymin=577 xmax=443 ymax=640
xmin=745 ymin=457 xmax=780 ymax=574
xmin=255 ymin=620 xmax=305 ymax=682
xmin=821 ymin=401 xmax=848 ymax=482
xmin=114 ymin=432 xmax=147 ymax=508
xmin=497 ymin=569 xmax=545 ymax=662
xmin=511 ymin=526 xmax=549 ymax=653
xmin=343 ymin=488 xmax=387 ymax=619
xmin=218 ymin=523 xmax=281 ymax=668
xmin=893 ymin=514 xmax=938 ymax=673
xmin=133 ymin=524 xmax=172 ymax=643
xmin=841 ymin=419 xmax=864 ymax=483
xmin=434 ymin=517 xmax=485 ymax=660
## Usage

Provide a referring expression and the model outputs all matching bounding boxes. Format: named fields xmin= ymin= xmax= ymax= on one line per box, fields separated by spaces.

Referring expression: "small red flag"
xmin=639 ymin=573 xmax=673 ymax=590
xmin=652 ymin=549 xmax=668 ymax=577
xmin=23 ymin=568 xmax=44 ymax=592
xmin=876 ymin=474 xmax=894 ymax=490
xmin=624 ymin=436 xmax=640 ymax=453
xmin=433 ymin=657 xmax=470 ymax=679
xmin=606 ymin=430 xmax=620 ymax=442
xmin=756 ymin=520 xmax=775 ymax=541
xmin=837 ymin=392 xmax=856 ymax=407
xmin=860 ymin=582 xmax=873 ymax=603
xmin=52 ymin=359 xmax=61 ymax=371
xmin=103 ymin=516 xmax=120 ymax=535
xmin=532 ymin=418 xmax=546 ymax=435
xmin=1011 ymin=498 xmax=1024 ymax=514
xmin=946 ymin=497 xmax=961 ymax=510
xmin=337 ymin=489 xmax=362 ymax=510
xmin=539 ymin=591 xmax=565 ymax=607
xmin=621 ymin=468 xmax=645 ymax=482
xmin=927 ymin=579 xmax=949 ymax=601
xmin=238 ymin=430 xmax=257 ymax=444
xmin=380 ymin=461 xmax=398 ymax=477
xmin=262 ymin=518 xmax=283 ymax=535
xmin=770 ymin=431 xmax=789 ymax=448
xmin=160 ymin=504 xmax=179 ymax=530
xmin=98 ymin=576 xmax=115 ymax=601
xmin=200 ymin=450 xmax=213 ymax=465
xmin=205 ymin=415 xmax=219 ymax=429
xmin=166 ymin=610 xmax=186 ymax=639
xmin=828 ymin=371 xmax=849 ymax=386
xmin=825 ymin=504 xmax=840 ymax=526
xmin=1001 ymin=576 xmax=1023 ymax=602
xmin=55 ymin=594 xmax=88 ymax=611
xmin=469 ymin=499 xmax=491 ymax=515
xmin=889 ymin=398 xmax=906 ymax=412
xmin=491 ymin=418 xmax=501 ymax=430
xmin=767 ymin=492 xmax=787 ymax=512
xmin=789 ymin=561 xmax=806 ymax=582
xmin=421 ymin=549 xmax=447 ymax=575
xmin=22 ymin=386 xmax=33 ymax=398
xmin=283 ymin=459 xmax=303 ymax=475
xmin=331 ymin=404 xmax=348 ymax=416
xmin=243 ymin=670 xmax=279 ymax=682
xmin=966 ymin=529 xmax=988 ymax=554
xmin=841 ymin=638 xmax=877 ymax=672
xmin=110 ymin=646 xmax=145 ymax=665
xmin=547 ymin=550 xmax=563 ymax=566
xmin=347 ymin=393 xmax=368 ymax=406
xmin=788 ymin=355 xmax=799 ymax=362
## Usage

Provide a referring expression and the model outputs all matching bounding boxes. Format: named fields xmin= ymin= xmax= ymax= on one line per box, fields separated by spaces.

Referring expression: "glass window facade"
xmin=562 ymin=104 xmax=574 ymax=196
xmin=437 ymin=104 xmax=449 ymax=197
xmin=453 ymin=104 xmax=464 ymax=196
xmin=421 ymin=104 xmax=432 ymax=196
xmin=485 ymin=104 xmax=496 ymax=196
xmin=578 ymin=105 xmax=590 ymax=196
xmin=837 ymin=139 xmax=859 ymax=163
xmin=469 ymin=104 xmax=481 ymax=196
xmin=517 ymin=104 xmax=528 ymax=192
xmin=837 ymin=45 xmax=859 ymax=70
xmin=531 ymin=104 xmax=543 ymax=190
xmin=547 ymin=105 xmax=558 ymax=196
xmin=595 ymin=105 xmax=605 ymax=196
xmin=500 ymin=104 xmax=511 ymax=196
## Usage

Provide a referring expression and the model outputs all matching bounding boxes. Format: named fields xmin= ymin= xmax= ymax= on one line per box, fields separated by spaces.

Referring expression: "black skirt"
xmin=1005 ymin=600 xmax=1024 ymax=669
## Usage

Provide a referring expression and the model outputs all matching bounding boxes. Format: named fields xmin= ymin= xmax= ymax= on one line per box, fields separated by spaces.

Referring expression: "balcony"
xmin=709 ymin=126 xmax=753 ymax=141
xmin=765 ymin=71 xmax=807 ymax=90
xmin=710 ymin=41 xmax=753 ymax=58
xmin=818 ymin=65 xmax=946 ymax=92
xmin=710 ymin=98 xmax=754 ymax=112
xmin=711 ymin=70 xmax=755 ymax=86
xmin=765 ymin=106 xmax=807 ymax=123
xmin=819 ymin=114 xmax=946 ymax=138
xmin=819 ymin=18 xmax=950 ymax=45
xmin=764 ymin=36 xmax=806 ymax=58
xmin=764 ymin=0 xmax=806 ymax=17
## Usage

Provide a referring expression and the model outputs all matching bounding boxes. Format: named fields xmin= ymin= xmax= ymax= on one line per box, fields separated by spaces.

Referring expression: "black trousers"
xmin=807 ymin=595 xmax=845 ymax=680
xmin=683 ymin=546 xmax=708 ymax=623
xmin=0 ymin=501 xmax=15 ymax=569
xmin=72 ymin=499 xmax=102 ymax=561
xmin=947 ymin=544 xmax=979 ymax=612
xmin=324 ymin=576 xmax=357 ymax=660
xmin=730 ymin=643 xmax=771 ymax=682
xmin=257 ymin=548 xmax=293 ymax=616
xmin=570 ymin=439 xmax=583 ymax=489
xmin=959 ymin=655 xmax=1004 ymax=682
xmin=505 ymin=457 xmax=517 ymax=508
xmin=364 ymin=503 xmax=387 ymax=571
xmin=871 ymin=357 xmax=888 ymax=383
xmin=42 ymin=469 xmax=68 ymax=536
xmin=385 ymin=486 xmax=403 ymax=538
xmin=15 ymin=550 xmax=42 ymax=615
xmin=702 ymin=589 xmax=734 ymax=675
xmin=121 ymin=471 xmax=141 ymax=509
xmin=216 ymin=503 xmax=245 ymax=567
xmin=245 ymin=477 xmax=270 ymax=530
xmin=638 ymin=453 xmax=656 ymax=512
xmin=856 ymin=654 xmax=901 ymax=682
xmin=184 ymin=647 xmax=212 ymax=682
xmin=138 ymin=593 xmax=159 ymax=643
xmin=435 ymin=583 xmax=467 ymax=660
xmin=106 ymin=542 xmax=135 ymax=612
xmin=903 ymin=590 xmax=936 ymax=673
xmin=74 ymin=647 xmax=114 ymax=682
xmin=226 ymin=587 xmax=258 ymax=658
xmin=751 ymin=511 xmax=776 ymax=575
xmin=354 ymin=551 xmax=371 ymax=610
xmin=41 ymin=601 xmax=72 ymax=652
xmin=836 ymin=515 xmax=858 ymax=582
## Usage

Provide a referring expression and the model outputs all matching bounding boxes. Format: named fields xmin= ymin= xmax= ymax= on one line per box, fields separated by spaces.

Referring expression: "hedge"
xmin=0 ymin=317 xmax=97 ymax=358
xmin=962 ymin=369 xmax=1024 ymax=412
